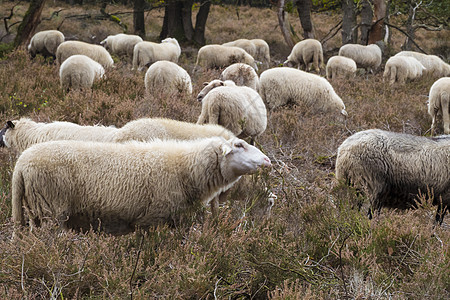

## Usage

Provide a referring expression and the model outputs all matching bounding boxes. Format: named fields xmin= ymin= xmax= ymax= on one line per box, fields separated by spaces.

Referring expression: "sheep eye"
xmin=235 ymin=142 xmax=244 ymax=148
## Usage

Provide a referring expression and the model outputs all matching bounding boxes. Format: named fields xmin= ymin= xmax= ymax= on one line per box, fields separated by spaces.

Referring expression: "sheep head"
xmin=0 ymin=121 xmax=14 ymax=147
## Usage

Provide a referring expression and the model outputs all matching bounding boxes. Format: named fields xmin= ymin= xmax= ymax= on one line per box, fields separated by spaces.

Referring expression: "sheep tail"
xmin=12 ymin=169 xmax=25 ymax=227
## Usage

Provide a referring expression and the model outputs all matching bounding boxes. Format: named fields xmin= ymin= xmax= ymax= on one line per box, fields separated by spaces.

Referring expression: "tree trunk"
xmin=277 ymin=0 xmax=294 ymax=48
xmin=368 ymin=0 xmax=386 ymax=44
xmin=133 ymin=0 xmax=146 ymax=37
xmin=193 ymin=0 xmax=211 ymax=46
xmin=14 ymin=0 xmax=47 ymax=48
xmin=341 ymin=0 xmax=357 ymax=44
xmin=403 ymin=1 xmax=419 ymax=51
xmin=160 ymin=0 xmax=184 ymax=42
xmin=296 ymin=0 xmax=314 ymax=39
xmin=360 ymin=0 xmax=373 ymax=45
xmin=181 ymin=0 xmax=194 ymax=41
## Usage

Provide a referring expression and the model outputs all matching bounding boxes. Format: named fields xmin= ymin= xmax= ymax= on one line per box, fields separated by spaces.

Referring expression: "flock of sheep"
xmin=5 ymin=28 xmax=450 ymax=235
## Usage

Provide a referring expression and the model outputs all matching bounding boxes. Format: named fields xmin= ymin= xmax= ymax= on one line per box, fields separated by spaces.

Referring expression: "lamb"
xmin=338 ymin=43 xmax=382 ymax=73
xmin=59 ymin=55 xmax=105 ymax=90
xmin=27 ymin=30 xmax=65 ymax=59
xmin=12 ymin=137 xmax=271 ymax=234
xmin=284 ymin=39 xmax=324 ymax=73
xmin=56 ymin=40 xmax=114 ymax=68
xmin=383 ymin=56 xmax=425 ymax=84
xmin=259 ymin=67 xmax=348 ymax=118
xmin=100 ymin=33 xmax=143 ymax=57
xmin=195 ymin=44 xmax=258 ymax=71
xmin=395 ymin=51 xmax=450 ymax=77
xmin=219 ymin=63 xmax=259 ymax=91
xmin=428 ymin=77 xmax=450 ymax=135
xmin=251 ymin=39 xmax=271 ymax=69
xmin=326 ymin=56 xmax=357 ymax=80
xmin=335 ymin=129 xmax=450 ymax=224
xmin=132 ymin=38 xmax=181 ymax=71
xmin=144 ymin=60 xmax=192 ymax=95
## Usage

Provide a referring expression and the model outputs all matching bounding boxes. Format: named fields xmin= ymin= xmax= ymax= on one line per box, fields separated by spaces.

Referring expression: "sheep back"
xmin=195 ymin=44 xmax=257 ymax=70
xmin=338 ymin=43 xmax=382 ymax=72
xmin=395 ymin=51 xmax=450 ymax=77
xmin=56 ymin=41 xmax=114 ymax=68
xmin=132 ymin=38 xmax=181 ymax=71
xmin=251 ymin=39 xmax=271 ymax=68
xmin=28 ymin=30 xmax=65 ymax=58
xmin=220 ymin=63 xmax=260 ymax=91
xmin=383 ymin=56 xmax=425 ymax=84
xmin=428 ymin=77 xmax=450 ymax=135
xmin=144 ymin=60 xmax=192 ymax=95
xmin=326 ymin=56 xmax=357 ymax=80
xmin=285 ymin=39 xmax=324 ymax=72
xmin=60 ymin=55 xmax=105 ymax=90
xmin=101 ymin=33 xmax=143 ymax=57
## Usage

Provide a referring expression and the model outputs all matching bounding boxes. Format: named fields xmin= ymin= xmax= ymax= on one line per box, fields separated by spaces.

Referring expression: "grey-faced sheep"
xmin=144 ymin=60 xmax=192 ymax=95
xmin=428 ymin=77 xmax=450 ymax=135
xmin=395 ymin=51 xmax=450 ymax=77
xmin=219 ymin=63 xmax=260 ymax=91
xmin=335 ymin=129 xmax=450 ymax=224
xmin=338 ymin=43 xmax=382 ymax=73
xmin=383 ymin=56 xmax=425 ymax=84
xmin=195 ymin=44 xmax=258 ymax=71
xmin=284 ymin=39 xmax=324 ymax=73
xmin=59 ymin=55 xmax=105 ymax=90
xmin=28 ymin=30 xmax=64 ymax=59
xmin=223 ymin=39 xmax=257 ymax=58
xmin=100 ymin=33 xmax=143 ymax=58
xmin=251 ymin=39 xmax=271 ymax=69
xmin=259 ymin=67 xmax=348 ymax=118
xmin=326 ymin=56 xmax=357 ymax=80
xmin=132 ymin=37 xmax=181 ymax=71
xmin=12 ymin=137 xmax=271 ymax=234
xmin=56 ymin=40 xmax=114 ymax=68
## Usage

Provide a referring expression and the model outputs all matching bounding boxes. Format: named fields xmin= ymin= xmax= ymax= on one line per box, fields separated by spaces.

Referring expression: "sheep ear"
xmin=6 ymin=121 xmax=15 ymax=129
xmin=221 ymin=143 xmax=233 ymax=156
xmin=219 ymin=81 xmax=224 ymax=86
xmin=203 ymin=82 xmax=209 ymax=86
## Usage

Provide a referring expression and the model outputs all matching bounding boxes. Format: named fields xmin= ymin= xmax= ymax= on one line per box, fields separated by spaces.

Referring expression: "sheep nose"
xmin=197 ymin=96 xmax=203 ymax=102
xmin=262 ymin=157 xmax=272 ymax=168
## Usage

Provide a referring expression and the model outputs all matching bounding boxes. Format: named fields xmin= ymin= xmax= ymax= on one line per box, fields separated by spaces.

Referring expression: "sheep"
xmin=196 ymin=80 xmax=267 ymax=144
xmin=284 ymin=39 xmax=324 ymax=73
xmin=27 ymin=30 xmax=64 ymax=59
xmin=383 ymin=56 xmax=425 ymax=84
xmin=335 ymin=129 xmax=450 ymax=224
xmin=428 ymin=77 xmax=450 ymax=135
xmin=100 ymin=33 xmax=143 ymax=57
xmin=395 ymin=51 xmax=450 ymax=77
xmin=11 ymin=137 xmax=271 ymax=234
xmin=132 ymin=38 xmax=181 ymax=71
xmin=251 ymin=39 xmax=271 ymax=69
xmin=219 ymin=63 xmax=259 ymax=91
xmin=338 ymin=43 xmax=382 ymax=73
xmin=195 ymin=44 xmax=258 ymax=71
xmin=259 ymin=67 xmax=348 ymax=118
xmin=56 ymin=40 xmax=114 ymax=68
xmin=326 ymin=56 xmax=357 ymax=80
xmin=144 ymin=60 xmax=192 ymax=95
xmin=223 ymin=39 xmax=257 ymax=58
xmin=59 ymin=55 xmax=105 ymax=90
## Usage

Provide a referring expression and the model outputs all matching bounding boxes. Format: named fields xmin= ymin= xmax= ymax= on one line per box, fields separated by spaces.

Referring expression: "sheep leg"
xmin=441 ymin=92 xmax=450 ymax=134
xmin=210 ymin=190 xmax=231 ymax=217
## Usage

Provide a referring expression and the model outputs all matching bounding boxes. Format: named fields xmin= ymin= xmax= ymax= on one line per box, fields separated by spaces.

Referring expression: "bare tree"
xmin=296 ymin=0 xmax=314 ymax=39
xmin=133 ymin=0 xmax=146 ymax=37
xmin=341 ymin=0 xmax=357 ymax=44
xmin=13 ymin=0 xmax=47 ymax=48
xmin=277 ymin=0 xmax=295 ymax=47
xmin=360 ymin=0 xmax=373 ymax=45
xmin=368 ymin=0 xmax=387 ymax=44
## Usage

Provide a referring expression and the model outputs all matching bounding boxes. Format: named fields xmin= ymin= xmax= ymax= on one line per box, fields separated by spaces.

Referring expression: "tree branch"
xmin=384 ymin=22 xmax=428 ymax=54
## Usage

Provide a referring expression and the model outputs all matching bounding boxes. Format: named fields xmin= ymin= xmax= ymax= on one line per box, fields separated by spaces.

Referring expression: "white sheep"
xmin=428 ymin=77 xmax=450 ymax=135
xmin=284 ymin=39 xmax=324 ymax=73
xmin=223 ymin=39 xmax=257 ymax=58
xmin=383 ymin=56 xmax=425 ymax=84
xmin=132 ymin=37 xmax=181 ymax=71
xmin=219 ymin=63 xmax=259 ymax=91
xmin=59 ymin=55 xmax=105 ymax=90
xmin=195 ymin=44 xmax=258 ymax=71
xmin=100 ymin=33 xmax=143 ymax=57
xmin=56 ymin=40 xmax=114 ymax=68
xmin=326 ymin=56 xmax=357 ymax=80
xmin=28 ymin=30 xmax=65 ymax=59
xmin=144 ymin=60 xmax=192 ymax=95
xmin=251 ymin=39 xmax=271 ymax=68
xmin=395 ymin=51 xmax=450 ymax=77
xmin=259 ymin=67 xmax=348 ymax=118
xmin=335 ymin=129 xmax=450 ymax=224
xmin=12 ymin=137 xmax=271 ymax=234
xmin=338 ymin=43 xmax=382 ymax=73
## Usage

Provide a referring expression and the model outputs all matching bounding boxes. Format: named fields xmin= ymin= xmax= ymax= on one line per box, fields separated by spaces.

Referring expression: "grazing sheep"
xmin=338 ymin=43 xmax=382 ymax=73
xmin=284 ymin=39 xmax=324 ymax=73
xmin=383 ymin=56 xmax=425 ymax=84
xmin=144 ymin=60 xmax=192 ymax=95
xmin=132 ymin=38 xmax=181 ymax=71
xmin=195 ymin=44 xmax=258 ymax=71
xmin=197 ymin=79 xmax=237 ymax=101
xmin=28 ymin=30 xmax=64 ymax=59
xmin=100 ymin=33 xmax=143 ymax=57
xmin=219 ymin=63 xmax=259 ymax=91
xmin=335 ymin=129 xmax=450 ymax=224
xmin=196 ymin=80 xmax=267 ymax=144
xmin=428 ymin=77 xmax=450 ymax=135
xmin=12 ymin=137 xmax=271 ymax=234
xmin=56 ymin=40 xmax=114 ymax=68
xmin=223 ymin=39 xmax=257 ymax=58
xmin=251 ymin=39 xmax=271 ymax=68
xmin=259 ymin=67 xmax=348 ymax=118
xmin=326 ymin=56 xmax=357 ymax=80
xmin=395 ymin=51 xmax=450 ymax=77
xmin=59 ymin=55 xmax=105 ymax=90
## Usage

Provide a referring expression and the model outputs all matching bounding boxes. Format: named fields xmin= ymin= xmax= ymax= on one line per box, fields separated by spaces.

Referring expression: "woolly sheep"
xmin=132 ymin=37 xmax=181 ymax=71
xmin=28 ymin=30 xmax=64 ymax=59
xmin=335 ymin=129 xmax=450 ymax=224
xmin=56 ymin=40 xmax=114 ymax=68
xmin=12 ymin=137 xmax=271 ymax=234
xmin=395 ymin=51 xmax=450 ymax=77
xmin=144 ymin=60 xmax=192 ymax=95
xmin=197 ymin=79 xmax=237 ymax=101
xmin=326 ymin=56 xmax=357 ymax=80
xmin=284 ymin=39 xmax=324 ymax=73
xmin=195 ymin=44 xmax=258 ymax=71
xmin=251 ymin=39 xmax=271 ymax=68
xmin=259 ymin=67 xmax=348 ymax=118
xmin=59 ymin=55 xmax=105 ymax=90
xmin=223 ymin=39 xmax=257 ymax=58
xmin=100 ymin=33 xmax=143 ymax=57
xmin=338 ymin=43 xmax=382 ymax=73
xmin=383 ymin=56 xmax=425 ymax=84
xmin=219 ymin=63 xmax=259 ymax=91
xmin=428 ymin=77 xmax=450 ymax=135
